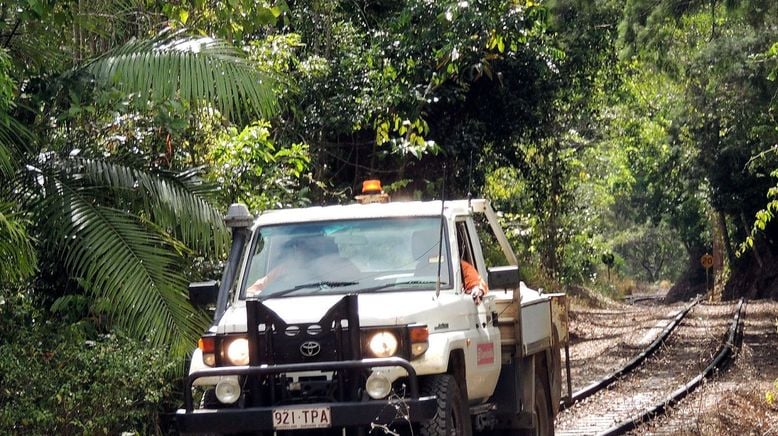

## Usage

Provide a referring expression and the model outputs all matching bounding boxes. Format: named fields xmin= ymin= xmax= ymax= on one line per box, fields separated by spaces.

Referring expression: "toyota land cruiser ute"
xmin=176 ymin=188 xmax=570 ymax=435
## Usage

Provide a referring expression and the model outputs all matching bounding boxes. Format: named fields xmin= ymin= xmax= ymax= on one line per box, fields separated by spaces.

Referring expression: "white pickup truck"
xmin=176 ymin=194 xmax=569 ymax=435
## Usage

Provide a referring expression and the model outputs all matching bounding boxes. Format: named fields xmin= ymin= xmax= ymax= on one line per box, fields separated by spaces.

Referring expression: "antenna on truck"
xmin=467 ymin=148 xmax=474 ymax=209
xmin=435 ymin=164 xmax=446 ymax=299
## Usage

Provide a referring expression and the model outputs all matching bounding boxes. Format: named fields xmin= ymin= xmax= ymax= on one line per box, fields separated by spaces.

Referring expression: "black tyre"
xmin=530 ymin=375 xmax=553 ymax=436
xmin=420 ymin=374 xmax=473 ymax=436
xmin=549 ymin=327 xmax=563 ymax=416
xmin=477 ymin=375 xmax=554 ymax=436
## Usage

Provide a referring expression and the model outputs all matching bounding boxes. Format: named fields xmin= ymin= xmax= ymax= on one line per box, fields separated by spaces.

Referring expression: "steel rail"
xmin=560 ymin=295 xmax=703 ymax=411
xmin=597 ymin=297 xmax=746 ymax=436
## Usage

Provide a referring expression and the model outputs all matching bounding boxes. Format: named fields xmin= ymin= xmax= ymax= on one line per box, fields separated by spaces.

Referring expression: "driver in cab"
xmin=245 ymin=236 xmax=359 ymax=297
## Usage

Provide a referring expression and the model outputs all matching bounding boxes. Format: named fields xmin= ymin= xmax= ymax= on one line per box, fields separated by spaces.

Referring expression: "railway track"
xmin=560 ymin=296 xmax=701 ymax=411
xmin=555 ymin=298 xmax=745 ymax=436
xmin=621 ymin=294 xmax=666 ymax=305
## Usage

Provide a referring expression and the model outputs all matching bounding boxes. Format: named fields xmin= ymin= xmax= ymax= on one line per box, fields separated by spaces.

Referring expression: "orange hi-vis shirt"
xmin=460 ymin=260 xmax=488 ymax=295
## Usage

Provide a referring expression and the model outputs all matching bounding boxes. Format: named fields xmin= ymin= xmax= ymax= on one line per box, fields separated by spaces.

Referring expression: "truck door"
xmin=455 ymin=218 xmax=501 ymax=401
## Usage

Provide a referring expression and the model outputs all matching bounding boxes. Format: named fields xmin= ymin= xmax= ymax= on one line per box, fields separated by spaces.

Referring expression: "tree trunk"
xmin=716 ymin=209 xmax=734 ymax=266
xmin=545 ymin=146 xmax=561 ymax=280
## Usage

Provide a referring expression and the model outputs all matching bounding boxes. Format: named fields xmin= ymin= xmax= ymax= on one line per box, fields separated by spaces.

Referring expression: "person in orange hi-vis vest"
xmin=461 ymin=260 xmax=488 ymax=305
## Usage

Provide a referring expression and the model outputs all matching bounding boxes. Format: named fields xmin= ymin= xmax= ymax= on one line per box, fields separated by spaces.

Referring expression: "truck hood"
xmin=217 ymin=291 xmax=477 ymax=334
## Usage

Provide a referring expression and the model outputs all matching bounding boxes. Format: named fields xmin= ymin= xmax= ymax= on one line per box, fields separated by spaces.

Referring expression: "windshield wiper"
xmin=359 ymin=280 xmax=447 ymax=293
xmin=261 ymin=281 xmax=359 ymax=300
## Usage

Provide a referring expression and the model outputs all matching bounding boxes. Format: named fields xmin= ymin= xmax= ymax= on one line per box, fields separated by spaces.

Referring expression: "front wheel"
xmin=420 ymin=374 xmax=472 ymax=436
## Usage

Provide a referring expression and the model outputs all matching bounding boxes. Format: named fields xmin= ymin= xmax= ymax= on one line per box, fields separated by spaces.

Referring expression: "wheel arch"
xmin=447 ymin=347 xmax=469 ymax=403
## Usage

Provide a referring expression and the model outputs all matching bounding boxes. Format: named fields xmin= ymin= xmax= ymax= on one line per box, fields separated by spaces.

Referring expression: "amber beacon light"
xmin=362 ymin=179 xmax=383 ymax=194
xmin=355 ymin=179 xmax=390 ymax=203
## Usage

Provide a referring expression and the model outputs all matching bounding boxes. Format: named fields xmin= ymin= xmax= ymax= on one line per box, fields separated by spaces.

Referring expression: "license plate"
xmin=272 ymin=406 xmax=331 ymax=430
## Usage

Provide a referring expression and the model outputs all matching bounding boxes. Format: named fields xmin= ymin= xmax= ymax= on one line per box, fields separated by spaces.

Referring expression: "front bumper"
xmin=176 ymin=397 xmax=437 ymax=433
xmin=176 ymin=357 xmax=437 ymax=433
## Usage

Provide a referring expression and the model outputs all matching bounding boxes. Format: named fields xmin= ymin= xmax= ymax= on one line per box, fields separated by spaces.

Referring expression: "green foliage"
xmin=485 ymin=136 xmax=608 ymax=285
xmin=206 ymin=121 xmax=312 ymax=211
xmin=740 ymin=169 xmax=778 ymax=254
xmin=738 ymin=40 xmax=778 ymax=255
xmin=767 ymin=41 xmax=778 ymax=81
xmin=86 ymin=28 xmax=278 ymax=122
xmin=1 ymin=0 xmax=167 ymax=76
xmin=0 ymin=292 xmax=179 ymax=435
xmin=613 ymin=220 xmax=686 ymax=282
xmin=0 ymin=48 xmax=19 ymax=178
xmin=596 ymin=0 xmax=778 ymax=297
xmin=163 ymin=0 xmax=284 ymax=44
xmin=242 ymin=0 xmax=561 ymax=192
xmin=484 ymin=73 xmax=630 ymax=285
xmin=0 ymin=49 xmax=14 ymax=113
xmin=0 ymin=20 xmax=280 ymax=354
xmin=27 ymin=156 xmax=218 ymax=354
xmin=474 ymin=0 xmax=629 ymax=285
xmin=596 ymin=59 xmax=711 ymax=263
xmin=0 ymin=202 xmax=37 ymax=284
xmin=0 ymin=52 xmax=36 ymax=285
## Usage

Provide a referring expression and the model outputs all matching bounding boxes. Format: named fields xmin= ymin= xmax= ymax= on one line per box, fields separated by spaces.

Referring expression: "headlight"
xmin=226 ymin=338 xmax=250 ymax=365
xmin=368 ymin=331 xmax=398 ymax=357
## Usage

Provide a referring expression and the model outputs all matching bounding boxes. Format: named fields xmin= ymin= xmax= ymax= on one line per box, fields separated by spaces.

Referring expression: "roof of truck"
xmin=252 ymin=198 xmax=486 ymax=227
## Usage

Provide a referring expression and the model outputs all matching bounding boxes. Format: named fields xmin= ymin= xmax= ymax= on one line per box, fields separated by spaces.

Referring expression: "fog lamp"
xmin=366 ymin=373 xmax=392 ymax=399
xmin=215 ymin=378 xmax=241 ymax=404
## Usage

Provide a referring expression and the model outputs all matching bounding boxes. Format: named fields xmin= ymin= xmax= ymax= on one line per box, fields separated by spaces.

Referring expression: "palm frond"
xmin=0 ymin=131 xmax=13 ymax=179
xmin=0 ymin=201 xmax=37 ymax=284
xmin=85 ymin=28 xmax=278 ymax=121
xmin=39 ymin=172 xmax=209 ymax=354
xmin=69 ymin=157 xmax=229 ymax=257
xmin=0 ymin=114 xmax=33 ymax=178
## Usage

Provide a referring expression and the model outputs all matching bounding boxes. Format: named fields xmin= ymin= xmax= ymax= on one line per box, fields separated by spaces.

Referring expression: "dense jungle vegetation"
xmin=0 ymin=0 xmax=775 ymax=432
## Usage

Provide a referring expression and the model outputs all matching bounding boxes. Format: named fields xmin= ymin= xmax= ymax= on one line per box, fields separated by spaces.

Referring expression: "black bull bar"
xmin=176 ymin=357 xmax=438 ymax=433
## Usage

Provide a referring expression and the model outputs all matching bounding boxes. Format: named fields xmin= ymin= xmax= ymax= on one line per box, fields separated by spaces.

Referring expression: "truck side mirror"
xmin=188 ymin=280 xmax=219 ymax=306
xmin=487 ymin=266 xmax=520 ymax=290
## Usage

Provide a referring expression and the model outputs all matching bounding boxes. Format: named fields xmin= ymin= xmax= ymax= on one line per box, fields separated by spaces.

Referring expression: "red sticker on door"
xmin=477 ymin=343 xmax=494 ymax=365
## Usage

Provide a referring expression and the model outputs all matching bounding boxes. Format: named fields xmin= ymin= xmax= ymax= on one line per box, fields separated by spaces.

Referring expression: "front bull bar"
xmin=177 ymin=357 xmax=437 ymax=433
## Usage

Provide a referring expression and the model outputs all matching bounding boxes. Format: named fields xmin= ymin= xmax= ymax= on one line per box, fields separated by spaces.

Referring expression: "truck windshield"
xmin=240 ymin=217 xmax=452 ymax=299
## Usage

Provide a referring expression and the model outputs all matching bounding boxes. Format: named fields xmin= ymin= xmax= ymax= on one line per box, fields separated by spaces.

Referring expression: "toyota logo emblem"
xmin=300 ymin=341 xmax=321 ymax=357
